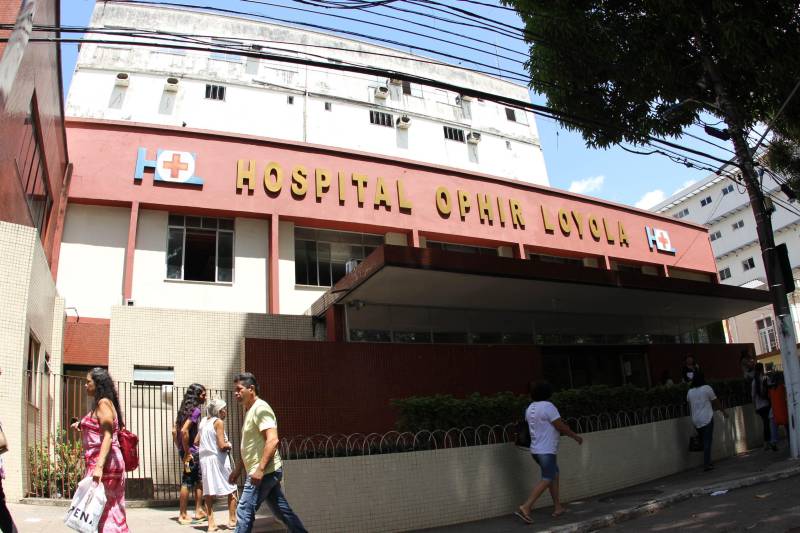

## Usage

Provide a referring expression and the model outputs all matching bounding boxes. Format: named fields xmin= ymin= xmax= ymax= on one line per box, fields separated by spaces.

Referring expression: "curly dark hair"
xmin=176 ymin=383 xmax=206 ymax=429
xmin=90 ymin=367 xmax=125 ymax=427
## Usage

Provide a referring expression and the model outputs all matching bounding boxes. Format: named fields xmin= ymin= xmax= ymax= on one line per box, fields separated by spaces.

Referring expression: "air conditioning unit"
xmin=460 ymin=94 xmax=475 ymax=102
xmin=374 ymin=86 xmax=389 ymax=99
xmin=115 ymin=72 xmax=130 ymax=87
xmin=388 ymin=78 xmax=403 ymax=86
xmin=396 ymin=115 xmax=411 ymax=129
xmin=124 ymin=298 xmax=135 ymax=306
xmin=345 ymin=259 xmax=362 ymax=274
xmin=467 ymin=131 xmax=482 ymax=144
xmin=164 ymin=77 xmax=180 ymax=92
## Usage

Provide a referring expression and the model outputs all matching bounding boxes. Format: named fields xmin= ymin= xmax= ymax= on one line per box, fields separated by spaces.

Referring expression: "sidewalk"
xmin=416 ymin=445 xmax=800 ymax=533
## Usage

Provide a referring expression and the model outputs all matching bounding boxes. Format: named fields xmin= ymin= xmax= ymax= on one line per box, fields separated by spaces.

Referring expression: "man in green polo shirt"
xmin=229 ymin=372 xmax=307 ymax=533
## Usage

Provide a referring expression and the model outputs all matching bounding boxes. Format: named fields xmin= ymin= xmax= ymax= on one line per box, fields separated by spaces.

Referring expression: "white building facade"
xmin=652 ymin=171 xmax=800 ymax=356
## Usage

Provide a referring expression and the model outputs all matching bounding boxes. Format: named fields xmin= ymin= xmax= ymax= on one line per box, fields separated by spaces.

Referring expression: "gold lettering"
xmin=477 ymin=193 xmax=493 ymax=223
xmin=236 ymin=159 xmax=256 ymax=192
xmin=571 ymin=211 xmax=584 ymax=238
xmin=497 ymin=197 xmax=507 ymax=225
xmin=264 ymin=162 xmax=282 ymax=194
xmin=373 ymin=177 xmax=391 ymax=209
xmin=397 ymin=180 xmax=413 ymax=211
xmin=457 ymin=190 xmax=471 ymax=219
xmin=558 ymin=209 xmax=571 ymax=235
xmin=436 ymin=186 xmax=452 ymax=216
xmin=338 ymin=172 xmax=347 ymax=203
xmin=618 ymin=221 xmax=629 ymax=246
xmin=510 ymin=199 xmax=525 ymax=228
xmin=291 ymin=165 xmax=308 ymax=197
xmin=602 ymin=218 xmax=615 ymax=244
xmin=352 ymin=173 xmax=368 ymax=205
xmin=315 ymin=168 xmax=331 ymax=200
xmin=541 ymin=205 xmax=555 ymax=233
xmin=588 ymin=215 xmax=601 ymax=240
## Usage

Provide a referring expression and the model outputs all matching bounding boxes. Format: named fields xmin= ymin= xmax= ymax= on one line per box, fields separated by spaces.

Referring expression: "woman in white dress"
xmin=198 ymin=399 xmax=238 ymax=531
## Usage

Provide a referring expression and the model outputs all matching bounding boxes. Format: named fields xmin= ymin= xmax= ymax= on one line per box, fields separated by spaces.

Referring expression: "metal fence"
xmin=23 ymin=372 xmax=751 ymax=501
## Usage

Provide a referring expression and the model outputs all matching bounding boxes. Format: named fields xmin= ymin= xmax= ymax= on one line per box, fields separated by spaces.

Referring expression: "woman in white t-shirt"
xmin=687 ymin=371 xmax=728 ymax=471
xmin=515 ymin=382 xmax=583 ymax=525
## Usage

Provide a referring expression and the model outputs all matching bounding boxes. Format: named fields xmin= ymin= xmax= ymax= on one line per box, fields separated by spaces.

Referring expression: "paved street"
xmin=606 ymin=475 xmax=800 ymax=532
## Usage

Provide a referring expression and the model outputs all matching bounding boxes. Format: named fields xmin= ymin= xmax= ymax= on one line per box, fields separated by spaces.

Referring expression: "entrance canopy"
xmin=310 ymin=246 xmax=771 ymax=342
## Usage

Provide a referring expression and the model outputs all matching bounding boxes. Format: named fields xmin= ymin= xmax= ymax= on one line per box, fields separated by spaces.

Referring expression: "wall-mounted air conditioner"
xmin=396 ymin=115 xmax=412 ymax=129
xmin=164 ymin=77 xmax=180 ymax=92
xmin=460 ymin=94 xmax=475 ymax=102
xmin=115 ymin=72 xmax=130 ymax=87
xmin=374 ymin=86 xmax=389 ymax=99
xmin=467 ymin=131 xmax=482 ymax=144
xmin=388 ymin=78 xmax=403 ymax=86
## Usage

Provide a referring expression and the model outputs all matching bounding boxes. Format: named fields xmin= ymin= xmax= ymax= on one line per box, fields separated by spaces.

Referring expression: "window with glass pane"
xmin=166 ymin=215 xmax=234 ymax=282
xmin=294 ymin=228 xmax=382 ymax=287
xmin=15 ymin=102 xmax=52 ymax=239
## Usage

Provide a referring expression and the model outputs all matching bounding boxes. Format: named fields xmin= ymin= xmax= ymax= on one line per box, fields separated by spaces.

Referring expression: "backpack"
xmin=118 ymin=426 xmax=139 ymax=472
xmin=515 ymin=419 xmax=531 ymax=448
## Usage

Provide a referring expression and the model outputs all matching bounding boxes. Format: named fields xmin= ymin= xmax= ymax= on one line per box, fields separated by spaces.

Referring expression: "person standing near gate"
xmin=198 ymin=399 xmax=238 ymax=532
xmin=176 ymin=383 xmax=207 ymax=525
xmin=228 ymin=372 xmax=306 ymax=533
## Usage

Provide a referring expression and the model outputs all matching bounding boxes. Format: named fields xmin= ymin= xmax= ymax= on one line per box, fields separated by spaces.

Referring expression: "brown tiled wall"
xmin=245 ymin=339 xmax=543 ymax=436
xmin=64 ymin=317 xmax=110 ymax=366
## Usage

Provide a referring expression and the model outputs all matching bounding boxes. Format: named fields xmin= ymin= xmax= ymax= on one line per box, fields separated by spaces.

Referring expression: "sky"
xmin=59 ymin=0 xmax=736 ymax=210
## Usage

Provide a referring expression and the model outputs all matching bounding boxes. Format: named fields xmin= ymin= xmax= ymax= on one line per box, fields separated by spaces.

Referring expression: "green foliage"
xmin=392 ymin=379 xmax=748 ymax=432
xmin=27 ymin=429 xmax=84 ymax=498
xmin=501 ymin=0 xmax=800 ymax=148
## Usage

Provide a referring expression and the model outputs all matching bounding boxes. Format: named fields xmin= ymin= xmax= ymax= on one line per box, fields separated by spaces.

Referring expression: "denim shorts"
xmin=180 ymin=451 xmax=202 ymax=488
xmin=532 ymin=453 xmax=559 ymax=481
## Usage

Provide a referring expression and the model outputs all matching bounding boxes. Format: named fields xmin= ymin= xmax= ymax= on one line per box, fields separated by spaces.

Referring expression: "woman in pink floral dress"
xmin=80 ymin=367 xmax=129 ymax=532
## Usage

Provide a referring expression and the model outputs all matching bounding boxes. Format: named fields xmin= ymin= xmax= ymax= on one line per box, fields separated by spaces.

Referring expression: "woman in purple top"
xmin=176 ymin=383 xmax=207 ymax=525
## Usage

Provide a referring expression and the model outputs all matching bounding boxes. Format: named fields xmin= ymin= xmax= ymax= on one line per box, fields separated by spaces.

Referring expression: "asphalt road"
xmin=606 ymin=475 xmax=800 ymax=533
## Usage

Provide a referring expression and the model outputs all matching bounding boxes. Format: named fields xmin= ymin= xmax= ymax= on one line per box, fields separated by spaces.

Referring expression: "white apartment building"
xmin=652 ymin=170 xmax=800 ymax=356
xmin=66 ymin=2 xmax=549 ymax=186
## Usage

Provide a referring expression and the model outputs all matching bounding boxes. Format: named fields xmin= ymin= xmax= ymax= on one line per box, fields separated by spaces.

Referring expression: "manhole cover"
xmin=598 ymin=489 xmax=662 ymax=503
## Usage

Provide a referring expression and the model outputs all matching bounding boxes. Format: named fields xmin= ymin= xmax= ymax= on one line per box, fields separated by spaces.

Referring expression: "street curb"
xmin=544 ymin=462 xmax=800 ymax=533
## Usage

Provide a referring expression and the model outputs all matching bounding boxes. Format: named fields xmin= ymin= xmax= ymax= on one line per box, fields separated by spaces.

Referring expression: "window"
xmin=719 ymin=267 xmax=731 ymax=280
xmin=732 ymin=219 xmax=744 ymax=230
xmin=709 ymin=230 xmax=722 ymax=241
xmin=505 ymin=107 xmax=517 ymax=121
xmin=26 ymin=334 xmax=41 ymax=406
xmin=205 ymin=84 xmax=226 ymax=101
xmin=287 ymin=95 xmax=294 ymax=105
xmin=369 ymin=110 xmax=394 ymax=127
xmin=756 ymin=316 xmax=778 ymax=354
xmin=402 ymin=80 xmax=411 ymax=95
xmin=674 ymin=208 xmax=689 ymax=219
xmin=133 ymin=366 xmax=175 ymax=385
xmin=166 ymin=215 xmax=234 ymax=282
xmin=722 ymin=184 xmax=735 ymax=195
xmin=245 ymin=45 xmax=261 ymax=75
xmin=324 ymin=101 xmax=332 ymax=111
xmin=443 ymin=126 xmax=465 ymax=142
xmin=15 ymin=102 xmax=52 ymax=239
xmin=427 ymin=241 xmax=497 ymax=255
xmin=742 ymin=257 xmax=755 ymax=271
xmin=294 ymin=227 xmax=383 ymax=287
xmin=210 ymin=39 xmax=241 ymax=62
xmin=700 ymin=196 xmax=712 ymax=207
xmin=530 ymin=253 xmax=585 ymax=268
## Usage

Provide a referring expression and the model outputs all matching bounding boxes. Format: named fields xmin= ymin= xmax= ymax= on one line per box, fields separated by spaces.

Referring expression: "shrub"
xmin=27 ymin=429 xmax=84 ymax=498
xmin=392 ymin=379 xmax=748 ymax=432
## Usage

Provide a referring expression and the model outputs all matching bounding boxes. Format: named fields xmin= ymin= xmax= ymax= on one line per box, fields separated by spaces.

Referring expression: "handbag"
xmin=0 ymin=422 xmax=8 ymax=455
xmin=118 ymin=426 xmax=139 ymax=472
xmin=515 ymin=418 xmax=531 ymax=448
xmin=64 ymin=476 xmax=107 ymax=533
xmin=688 ymin=433 xmax=703 ymax=452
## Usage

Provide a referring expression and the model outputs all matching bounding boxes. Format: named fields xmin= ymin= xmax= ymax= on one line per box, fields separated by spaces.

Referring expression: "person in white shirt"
xmin=687 ymin=371 xmax=728 ymax=471
xmin=515 ymin=382 xmax=583 ymax=525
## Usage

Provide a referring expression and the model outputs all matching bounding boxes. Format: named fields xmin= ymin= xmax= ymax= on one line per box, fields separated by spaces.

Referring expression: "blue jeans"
xmin=532 ymin=453 xmax=559 ymax=481
xmin=697 ymin=419 xmax=714 ymax=467
xmin=235 ymin=470 xmax=307 ymax=533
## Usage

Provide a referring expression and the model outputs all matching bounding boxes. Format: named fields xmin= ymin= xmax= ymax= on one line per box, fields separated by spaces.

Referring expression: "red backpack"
xmin=118 ymin=426 xmax=139 ymax=472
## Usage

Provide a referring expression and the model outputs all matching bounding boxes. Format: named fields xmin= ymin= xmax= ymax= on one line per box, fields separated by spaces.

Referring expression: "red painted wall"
xmin=0 ymin=0 xmax=68 ymax=264
xmin=244 ymin=338 xmax=543 ymax=436
xmin=646 ymin=343 xmax=753 ymax=385
xmin=63 ymin=317 xmax=110 ymax=367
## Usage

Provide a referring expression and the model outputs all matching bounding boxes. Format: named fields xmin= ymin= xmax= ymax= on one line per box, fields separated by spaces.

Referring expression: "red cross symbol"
xmin=657 ymin=232 xmax=670 ymax=249
xmin=162 ymin=152 xmax=188 ymax=178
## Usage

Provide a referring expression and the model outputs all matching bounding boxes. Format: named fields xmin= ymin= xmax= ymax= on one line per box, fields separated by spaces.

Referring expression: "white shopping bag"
xmin=64 ymin=476 xmax=107 ymax=533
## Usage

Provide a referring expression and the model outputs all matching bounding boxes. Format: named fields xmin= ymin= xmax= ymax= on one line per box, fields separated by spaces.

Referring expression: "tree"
xmin=502 ymin=0 xmax=800 ymax=457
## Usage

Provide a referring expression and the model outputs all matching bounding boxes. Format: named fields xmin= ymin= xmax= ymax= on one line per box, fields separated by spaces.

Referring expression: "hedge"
xmin=392 ymin=379 xmax=749 ymax=433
